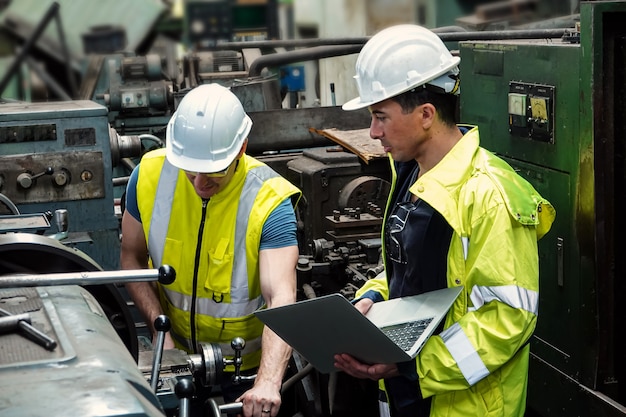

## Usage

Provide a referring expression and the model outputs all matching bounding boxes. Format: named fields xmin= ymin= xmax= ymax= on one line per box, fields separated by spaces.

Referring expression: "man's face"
xmin=183 ymin=159 xmax=237 ymax=199
xmin=368 ymin=98 xmax=426 ymax=163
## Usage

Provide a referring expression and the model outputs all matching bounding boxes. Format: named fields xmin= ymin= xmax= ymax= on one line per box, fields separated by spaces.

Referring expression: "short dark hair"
xmin=391 ymin=86 xmax=459 ymax=127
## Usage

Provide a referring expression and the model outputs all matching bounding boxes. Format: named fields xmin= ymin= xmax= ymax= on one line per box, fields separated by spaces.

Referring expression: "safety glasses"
xmin=185 ymin=160 xmax=234 ymax=178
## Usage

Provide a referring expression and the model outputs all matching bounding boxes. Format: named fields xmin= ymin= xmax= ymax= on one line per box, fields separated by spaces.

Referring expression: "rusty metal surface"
xmin=246 ymin=106 xmax=370 ymax=154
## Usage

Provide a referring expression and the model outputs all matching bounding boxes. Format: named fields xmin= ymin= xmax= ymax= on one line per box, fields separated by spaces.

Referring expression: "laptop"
xmin=255 ymin=286 xmax=463 ymax=374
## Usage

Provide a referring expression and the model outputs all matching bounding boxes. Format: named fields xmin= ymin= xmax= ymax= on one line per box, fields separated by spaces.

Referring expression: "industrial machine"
xmin=459 ymin=2 xmax=626 ymax=416
xmin=0 ymin=234 xmax=264 ymax=417
xmin=0 ymin=99 xmax=142 ymax=270
xmin=3 ymin=0 xmax=626 ymax=416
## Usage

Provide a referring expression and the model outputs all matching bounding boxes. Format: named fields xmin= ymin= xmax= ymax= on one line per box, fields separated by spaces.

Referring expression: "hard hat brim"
xmin=166 ymin=146 xmax=234 ymax=174
xmin=342 ymin=58 xmax=461 ymax=112
xmin=342 ymin=96 xmax=372 ymax=111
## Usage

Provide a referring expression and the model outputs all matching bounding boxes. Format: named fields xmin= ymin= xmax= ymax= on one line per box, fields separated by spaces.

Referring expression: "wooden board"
xmin=309 ymin=127 xmax=386 ymax=164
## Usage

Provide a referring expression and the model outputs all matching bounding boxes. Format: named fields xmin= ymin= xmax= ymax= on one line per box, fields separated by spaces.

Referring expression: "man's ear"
xmin=420 ymin=103 xmax=436 ymax=129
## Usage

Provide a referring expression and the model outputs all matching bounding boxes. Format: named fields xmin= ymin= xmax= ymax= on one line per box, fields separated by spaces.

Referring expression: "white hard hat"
xmin=166 ymin=83 xmax=252 ymax=173
xmin=343 ymin=24 xmax=460 ymax=111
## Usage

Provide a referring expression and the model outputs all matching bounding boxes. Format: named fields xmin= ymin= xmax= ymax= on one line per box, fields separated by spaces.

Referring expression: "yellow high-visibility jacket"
xmin=137 ymin=149 xmax=300 ymax=370
xmin=356 ymin=126 xmax=556 ymax=416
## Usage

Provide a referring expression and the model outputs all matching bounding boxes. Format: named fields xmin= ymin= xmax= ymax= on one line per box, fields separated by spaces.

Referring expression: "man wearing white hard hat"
xmin=121 ymin=83 xmax=301 ymax=417
xmin=335 ymin=24 xmax=555 ymax=417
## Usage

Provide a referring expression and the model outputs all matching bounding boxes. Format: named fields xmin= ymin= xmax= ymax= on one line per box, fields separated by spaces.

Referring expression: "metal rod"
xmin=0 ymin=265 xmax=175 ymax=288
xmin=248 ymin=45 xmax=363 ymax=77
xmin=0 ymin=308 xmax=58 ymax=351
xmin=150 ymin=315 xmax=170 ymax=393
xmin=0 ymin=313 xmax=31 ymax=333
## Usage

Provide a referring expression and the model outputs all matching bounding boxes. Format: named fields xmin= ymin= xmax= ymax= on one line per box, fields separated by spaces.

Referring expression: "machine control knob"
xmin=154 ymin=315 xmax=171 ymax=333
xmin=51 ymin=169 xmax=70 ymax=187
xmin=158 ymin=265 xmax=176 ymax=285
xmin=174 ymin=377 xmax=195 ymax=398
xmin=17 ymin=167 xmax=54 ymax=189
xmin=231 ymin=337 xmax=245 ymax=351
xmin=174 ymin=378 xmax=195 ymax=417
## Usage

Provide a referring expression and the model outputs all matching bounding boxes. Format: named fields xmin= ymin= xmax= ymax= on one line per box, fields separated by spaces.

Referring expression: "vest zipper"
xmin=190 ymin=198 xmax=209 ymax=354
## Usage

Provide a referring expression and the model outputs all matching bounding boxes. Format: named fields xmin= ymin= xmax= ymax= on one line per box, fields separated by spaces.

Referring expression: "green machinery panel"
xmin=460 ymin=36 xmax=581 ymax=375
xmin=459 ymin=2 xmax=626 ymax=414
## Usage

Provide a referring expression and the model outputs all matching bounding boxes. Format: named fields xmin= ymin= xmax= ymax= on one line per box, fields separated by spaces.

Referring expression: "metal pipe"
xmin=203 ymin=26 xmax=466 ymax=50
xmin=280 ymin=362 xmax=314 ymax=393
xmin=247 ymin=29 xmax=567 ymax=78
xmin=234 ymin=28 xmax=567 ymax=53
xmin=248 ymin=45 xmax=363 ymax=77
xmin=0 ymin=265 xmax=176 ymax=288
xmin=438 ymin=28 xmax=567 ymax=41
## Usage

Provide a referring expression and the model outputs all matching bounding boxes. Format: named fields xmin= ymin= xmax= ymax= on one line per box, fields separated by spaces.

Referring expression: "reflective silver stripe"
xmin=378 ymin=401 xmax=391 ymax=417
xmin=470 ymin=285 xmax=538 ymax=315
xmin=147 ymin=159 xmax=178 ymax=266
xmin=231 ymin=165 xmax=281 ymax=303
xmin=153 ymin=163 xmax=282 ymax=317
xmin=461 ymin=236 xmax=469 ymax=261
xmin=440 ymin=322 xmax=489 ymax=386
xmin=163 ymin=286 xmax=265 ymax=318
xmin=171 ymin=329 xmax=262 ymax=356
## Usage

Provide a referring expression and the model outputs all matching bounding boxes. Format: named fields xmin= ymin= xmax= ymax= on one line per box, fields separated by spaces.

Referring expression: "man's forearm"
xmin=125 ymin=281 xmax=163 ymax=334
xmin=254 ymin=327 xmax=292 ymax=390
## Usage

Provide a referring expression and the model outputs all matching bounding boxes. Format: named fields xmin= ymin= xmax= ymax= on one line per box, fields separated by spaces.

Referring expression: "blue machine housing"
xmin=0 ymin=100 xmax=121 ymax=270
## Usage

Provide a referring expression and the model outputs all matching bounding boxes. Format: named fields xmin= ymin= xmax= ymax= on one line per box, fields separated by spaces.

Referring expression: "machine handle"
xmin=175 ymin=378 xmax=196 ymax=417
xmin=207 ymin=399 xmax=243 ymax=416
xmin=0 ymin=265 xmax=176 ymax=288
xmin=16 ymin=167 xmax=53 ymax=189
xmin=150 ymin=315 xmax=171 ymax=392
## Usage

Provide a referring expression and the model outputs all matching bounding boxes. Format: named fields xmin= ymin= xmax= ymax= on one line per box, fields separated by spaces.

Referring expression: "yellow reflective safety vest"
xmin=136 ymin=149 xmax=301 ymax=371
xmin=356 ymin=126 xmax=556 ymax=416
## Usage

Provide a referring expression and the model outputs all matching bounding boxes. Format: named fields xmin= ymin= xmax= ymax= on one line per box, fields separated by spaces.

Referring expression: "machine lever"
xmin=0 ymin=264 xmax=176 ymax=288
xmin=17 ymin=167 xmax=54 ymax=189
xmin=174 ymin=377 xmax=195 ymax=417
xmin=207 ymin=399 xmax=243 ymax=416
xmin=224 ymin=337 xmax=257 ymax=385
xmin=0 ymin=308 xmax=57 ymax=350
xmin=150 ymin=314 xmax=171 ymax=392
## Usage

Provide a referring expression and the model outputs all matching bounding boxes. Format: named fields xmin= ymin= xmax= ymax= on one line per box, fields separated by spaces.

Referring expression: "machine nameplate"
xmin=0 ymin=124 xmax=56 ymax=143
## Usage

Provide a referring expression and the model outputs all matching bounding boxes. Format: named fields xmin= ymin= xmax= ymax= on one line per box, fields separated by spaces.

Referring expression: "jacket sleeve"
xmin=416 ymin=196 xmax=540 ymax=397
xmin=354 ymin=270 xmax=390 ymax=302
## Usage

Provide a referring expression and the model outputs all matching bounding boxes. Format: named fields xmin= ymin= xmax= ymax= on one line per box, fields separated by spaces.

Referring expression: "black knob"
xmin=158 ymin=265 xmax=176 ymax=285
xmin=174 ymin=378 xmax=195 ymax=399
xmin=154 ymin=315 xmax=171 ymax=332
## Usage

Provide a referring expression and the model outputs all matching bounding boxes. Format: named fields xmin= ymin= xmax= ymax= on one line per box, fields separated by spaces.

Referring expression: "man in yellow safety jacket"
xmin=121 ymin=83 xmax=301 ymax=417
xmin=335 ymin=24 xmax=556 ymax=417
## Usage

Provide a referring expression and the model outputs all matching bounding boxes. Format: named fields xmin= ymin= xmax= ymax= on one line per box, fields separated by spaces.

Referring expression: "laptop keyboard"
xmin=380 ymin=317 xmax=434 ymax=351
